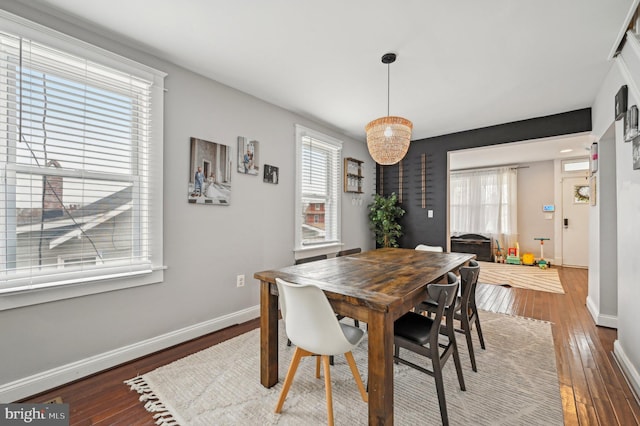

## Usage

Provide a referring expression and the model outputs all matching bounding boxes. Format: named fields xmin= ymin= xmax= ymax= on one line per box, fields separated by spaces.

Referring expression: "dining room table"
xmin=254 ymin=247 xmax=475 ymax=425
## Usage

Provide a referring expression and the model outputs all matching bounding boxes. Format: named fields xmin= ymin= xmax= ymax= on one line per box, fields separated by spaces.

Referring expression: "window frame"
xmin=0 ymin=10 xmax=165 ymax=311
xmin=294 ymin=124 xmax=342 ymax=256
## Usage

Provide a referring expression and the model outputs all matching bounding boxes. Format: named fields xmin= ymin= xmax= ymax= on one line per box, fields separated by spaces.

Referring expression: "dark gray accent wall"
xmin=377 ymin=108 xmax=592 ymax=249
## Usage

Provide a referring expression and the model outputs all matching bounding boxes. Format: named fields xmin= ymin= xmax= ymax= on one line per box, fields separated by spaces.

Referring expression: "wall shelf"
xmin=344 ymin=157 xmax=363 ymax=193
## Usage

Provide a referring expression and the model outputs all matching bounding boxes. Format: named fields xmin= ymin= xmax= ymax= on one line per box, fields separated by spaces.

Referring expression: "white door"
xmin=562 ymin=176 xmax=590 ymax=267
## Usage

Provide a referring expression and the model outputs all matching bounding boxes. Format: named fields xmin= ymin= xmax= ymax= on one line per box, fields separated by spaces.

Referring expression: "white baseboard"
xmin=0 ymin=305 xmax=260 ymax=403
xmin=614 ymin=340 xmax=640 ymax=403
xmin=586 ymin=296 xmax=618 ymax=329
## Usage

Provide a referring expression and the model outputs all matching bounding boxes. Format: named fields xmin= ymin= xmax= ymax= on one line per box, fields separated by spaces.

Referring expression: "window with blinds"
xmin=295 ymin=125 xmax=341 ymax=249
xmin=0 ymin=19 xmax=163 ymax=298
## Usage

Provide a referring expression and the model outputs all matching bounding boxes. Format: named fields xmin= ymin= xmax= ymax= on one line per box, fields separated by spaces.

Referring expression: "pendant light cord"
xmin=387 ymin=62 xmax=390 ymax=117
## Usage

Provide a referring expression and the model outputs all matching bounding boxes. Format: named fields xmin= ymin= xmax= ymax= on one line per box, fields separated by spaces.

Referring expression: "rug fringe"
xmin=125 ymin=376 xmax=181 ymax=425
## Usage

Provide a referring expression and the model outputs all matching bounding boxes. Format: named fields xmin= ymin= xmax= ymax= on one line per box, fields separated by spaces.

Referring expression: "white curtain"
xmin=450 ymin=167 xmax=518 ymax=249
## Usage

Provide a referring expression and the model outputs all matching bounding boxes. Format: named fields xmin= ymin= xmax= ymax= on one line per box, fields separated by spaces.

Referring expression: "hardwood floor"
xmin=20 ymin=266 xmax=640 ymax=425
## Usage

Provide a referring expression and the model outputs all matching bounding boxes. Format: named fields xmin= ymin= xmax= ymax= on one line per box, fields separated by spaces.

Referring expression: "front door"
xmin=562 ymin=176 xmax=590 ymax=267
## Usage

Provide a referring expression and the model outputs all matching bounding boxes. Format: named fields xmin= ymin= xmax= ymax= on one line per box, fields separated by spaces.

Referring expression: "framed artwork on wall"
xmin=573 ymin=184 xmax=590 ymax=204
xmin=615 ymin=85 xmax=628 ymax=120
xmin=633 ymin=136 xmax=640 ymax=170
xmin=188 ymin=137 xmax=232 ymax=205
xmin=624 ymin=105 xmax=638 ymax=142
xmin=263 ymin=164 xmax=279 ymax=184
xmin=237 ymin=136 xmax=260 ymax=175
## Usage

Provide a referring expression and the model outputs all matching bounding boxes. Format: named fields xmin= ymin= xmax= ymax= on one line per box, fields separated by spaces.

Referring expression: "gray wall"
xmin=0 ymin=3 xmax=374 ymax=399
xmin=516 ymin=161 xmax=556 ymax=260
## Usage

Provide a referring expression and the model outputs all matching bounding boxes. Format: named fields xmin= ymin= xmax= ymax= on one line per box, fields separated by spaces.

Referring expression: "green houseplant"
xmin=368 ymin=193 xmax=406 ymax=248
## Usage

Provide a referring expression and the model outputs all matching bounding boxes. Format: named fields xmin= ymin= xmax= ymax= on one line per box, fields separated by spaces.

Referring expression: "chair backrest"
xmin=427 ymin=281 xmax=459 ymax=310
xmin=459 ymin=262 xmax=480 ymax=310
xmin=294 ymin=254 xmax=327 ymax=265
xmin=336 ymin=248 xmax=361 ymax=257
xmin=276 ymin=278 xmax=353 ymax=355
xmin=415 ymin=244 xmax=444 ymax=252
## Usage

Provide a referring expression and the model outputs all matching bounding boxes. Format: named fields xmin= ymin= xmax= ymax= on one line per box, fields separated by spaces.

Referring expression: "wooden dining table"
xmin=254 ymin=247 xmax=475 ymax=425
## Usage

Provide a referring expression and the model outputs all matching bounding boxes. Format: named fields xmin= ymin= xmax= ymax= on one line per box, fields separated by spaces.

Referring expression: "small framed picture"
xmin=625 ymin=105 xmax=639 ymax=142
xmin=263 ymin=164 xmax=279 ymax=184
xmin=633 ymin=136 xmax=640 ymax=170
xmin=573 ymin=184 xmax=590 ymax=204
xmin=237 ymin=136 xmax=260 ymax=175
xmin=615 ymin=85 xmax=628 ymax=121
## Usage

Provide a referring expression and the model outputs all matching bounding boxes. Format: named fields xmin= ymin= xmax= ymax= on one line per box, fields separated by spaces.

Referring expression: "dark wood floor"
xmin=21 ymin=266 xmax=640 ymax=425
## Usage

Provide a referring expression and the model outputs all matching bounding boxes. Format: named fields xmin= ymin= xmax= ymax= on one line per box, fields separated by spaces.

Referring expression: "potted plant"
xmin=368 ymin=193 xmax=405 ymax=248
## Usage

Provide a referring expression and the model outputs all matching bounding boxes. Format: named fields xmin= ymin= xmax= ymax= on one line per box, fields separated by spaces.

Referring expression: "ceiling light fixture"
xmin=560 ymin=149 xmax=573 ymax=153
xmin=365 ymin=53 xmax=413 ymax=165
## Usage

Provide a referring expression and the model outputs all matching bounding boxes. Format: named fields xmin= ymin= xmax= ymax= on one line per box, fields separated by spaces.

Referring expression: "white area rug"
xmin=477 ymin=261 xmax=565 ymax=294
xmin=126 ymin=311 xmax=563 ymax=425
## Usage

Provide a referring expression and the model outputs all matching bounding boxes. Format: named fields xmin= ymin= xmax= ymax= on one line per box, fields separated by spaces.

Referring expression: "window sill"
xmin=294 ymin=243 xmax=343 ymax=260
xmin=0 ymin=267 xmax=165 ymax=311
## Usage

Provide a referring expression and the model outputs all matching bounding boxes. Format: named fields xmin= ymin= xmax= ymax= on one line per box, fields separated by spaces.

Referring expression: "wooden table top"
xmin=254 ymin=248 xmax=475 ymax=313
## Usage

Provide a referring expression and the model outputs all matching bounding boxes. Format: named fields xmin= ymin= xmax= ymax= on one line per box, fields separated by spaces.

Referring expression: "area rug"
xmin=126 ymin=312 xmax=563 ymax=425
xmin=477 ymin=261 xmax=565 ymax=294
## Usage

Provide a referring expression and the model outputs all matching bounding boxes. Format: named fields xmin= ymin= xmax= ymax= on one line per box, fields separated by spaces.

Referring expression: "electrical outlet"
xmin=236 ymin=274 xmax=245 ymax=287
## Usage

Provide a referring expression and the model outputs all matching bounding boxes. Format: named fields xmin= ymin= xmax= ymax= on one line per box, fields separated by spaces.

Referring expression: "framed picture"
xmin=263 ymin=164 xmax=279 ymax=184
xmin=615 ymin=85 xmax=628 ymax=120
xmin=237 ymin=136 xmax=260 ymax=175
xmin=625 ymin=105 xmax=638 ymax=142
xmin=590 ymin=142 xmax=598 ymax=173
xmin=573 ymin=184 xmax=590 ymax=204
xmin=633 ymin=136 xmax=640 ymax=170
xmin=188 ymin=137 xmax=232 ymax=205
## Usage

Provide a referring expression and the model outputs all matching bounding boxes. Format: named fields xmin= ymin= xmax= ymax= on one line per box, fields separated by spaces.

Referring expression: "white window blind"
xmin=0 ymin=27 xmax=156 ymax=294
xmin=295 ymin=125 xmax=341 ymax=249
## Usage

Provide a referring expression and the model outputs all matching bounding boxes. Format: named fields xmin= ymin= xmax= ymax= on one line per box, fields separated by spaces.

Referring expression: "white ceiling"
xmin=13 ymin=0 xmax=634 ymax=148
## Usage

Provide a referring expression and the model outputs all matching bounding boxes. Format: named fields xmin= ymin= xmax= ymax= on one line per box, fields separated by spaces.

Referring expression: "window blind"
xmin=298 ymin=129 xmax=341 ymax=247
xmin=0 ymin=30 xmax=153 ymax=292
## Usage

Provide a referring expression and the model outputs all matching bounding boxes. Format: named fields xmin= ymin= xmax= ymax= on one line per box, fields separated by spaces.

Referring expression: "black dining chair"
xmin=295 ymin=254 xmax=328 ymax=264
xmin=418 ymin=260 xmax=485 ymax=372
xmin=394 ymin=279 xmax=465 ymax=426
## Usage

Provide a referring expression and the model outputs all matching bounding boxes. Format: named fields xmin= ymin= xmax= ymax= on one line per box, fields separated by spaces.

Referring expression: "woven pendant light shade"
xmin=365 ymin=116 xmax=413 ymax=165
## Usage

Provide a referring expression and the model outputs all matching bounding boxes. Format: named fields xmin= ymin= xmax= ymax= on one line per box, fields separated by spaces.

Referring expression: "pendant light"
xmin=365 ymin=53 xmax=413 ymax=165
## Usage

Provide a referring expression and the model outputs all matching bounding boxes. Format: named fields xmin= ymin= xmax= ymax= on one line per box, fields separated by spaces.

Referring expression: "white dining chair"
xmin=275 ymin=278 xmax=368 ymax=426
xmin=415 ymin=244 xmax=444 ymax=252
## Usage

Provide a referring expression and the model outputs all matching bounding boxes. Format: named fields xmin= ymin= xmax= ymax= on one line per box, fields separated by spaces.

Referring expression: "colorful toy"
xmin=494 ymin=239 xmax=504 ymax=263
xmin=534 ymin=237 xmax=550 ymax=269
xmin=522 ymin=252 xmax=535 ymax=265
xmin=506 ymin=242 xmax=521 ymax=265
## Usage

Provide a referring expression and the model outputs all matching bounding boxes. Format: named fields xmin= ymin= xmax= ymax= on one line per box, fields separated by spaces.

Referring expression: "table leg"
xmin=367 ymin=310 xmax=394 ymax=425
xmin=260 ymin=280 xmax=279 ymax=387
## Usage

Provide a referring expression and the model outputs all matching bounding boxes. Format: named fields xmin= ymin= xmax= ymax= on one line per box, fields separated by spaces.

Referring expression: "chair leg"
xmin=462 ymin=315 xmax=477 ymax=372
xmin=329 ymin=355 xmax=334 ymax=366
xmin=354 ymin=319 xmax=360 ymax=328
xmin=287 ymin=338 xmax=292 ymax=347
xmin=275 ymin=347 xmax=304 ymax=413
xmin=322 ymin=355 xmax=335 ymax=426
xmin=473 ymin=310 xmax=486 ymax=349
xmin=344 ymin=351 xmax=368 ymax=402
xmin=432 ymin=357 xmax=450 ymax=426
xmin=316 ymin=355 xmax=321 ymax=378
xmin=451 ymin=338 xmax=466 ymax=392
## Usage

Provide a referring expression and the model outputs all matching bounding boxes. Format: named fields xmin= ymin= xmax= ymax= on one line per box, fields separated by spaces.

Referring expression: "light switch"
xmin=427 ymin=210 xmax=434 ymax=218
xmin=544 ymin=213 xmax=553 ymax=220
